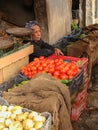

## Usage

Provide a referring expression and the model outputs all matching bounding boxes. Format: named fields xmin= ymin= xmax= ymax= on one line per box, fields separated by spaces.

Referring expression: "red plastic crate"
xmin=83 ymin=77 xmax=89 ymax=89
xmin=47 ymin=54 xmax=84 ymax=95
xmin=79 ymin=58 xmax=88 ymax=76
xmin=70 ymin=78 xmax=89 ymax=121
xmin=75 ymin=87 xmax=87 ymax=106
xmin=73 ymin=78 xmax=89 ymax=106
xmin=71 ymin=99 xmax=86 ymax=121
xmin=47 ymin=54 xmax=81 ymax=61
xmin=68 ymin=68 xmax=84 ymax=95
xmin=47 ymin=54 xmax=88 ymax=75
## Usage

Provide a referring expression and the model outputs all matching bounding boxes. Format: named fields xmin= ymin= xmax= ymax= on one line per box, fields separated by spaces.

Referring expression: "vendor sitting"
xmin=24 ymin=21 xmax=64 ymax=62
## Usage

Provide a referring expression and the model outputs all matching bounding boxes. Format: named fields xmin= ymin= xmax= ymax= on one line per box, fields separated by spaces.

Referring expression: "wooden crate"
xmin=0 ymin=45 xmax=33 ymax=83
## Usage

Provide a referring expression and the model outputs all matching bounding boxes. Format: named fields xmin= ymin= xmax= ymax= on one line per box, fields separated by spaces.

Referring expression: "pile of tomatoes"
xmin=21 ymin=56 xmax=80 ymax=80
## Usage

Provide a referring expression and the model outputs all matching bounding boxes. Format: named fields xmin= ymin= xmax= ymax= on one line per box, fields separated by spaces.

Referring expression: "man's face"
xmin=31 ymin=25 xmax=41 ymax=42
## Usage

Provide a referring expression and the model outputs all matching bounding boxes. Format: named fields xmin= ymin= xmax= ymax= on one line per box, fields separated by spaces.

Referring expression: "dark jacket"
xmin=23 ymin=39 xmax=54 ymax=62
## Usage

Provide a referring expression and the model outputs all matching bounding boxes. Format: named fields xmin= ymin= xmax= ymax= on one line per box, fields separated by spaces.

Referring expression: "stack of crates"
xmin=71 ymin=58 xmax=89 ymax=121
xmin=47 ymin=54 xmax=89 ymax=121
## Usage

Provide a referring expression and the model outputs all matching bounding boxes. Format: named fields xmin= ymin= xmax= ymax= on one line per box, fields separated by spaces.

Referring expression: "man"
xmin=24 ymin=21 xmax=64 ymax=62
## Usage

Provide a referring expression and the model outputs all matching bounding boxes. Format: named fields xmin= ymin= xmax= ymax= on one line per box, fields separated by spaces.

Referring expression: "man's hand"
xmin=54 ymin=48 xmax=64 ymax=55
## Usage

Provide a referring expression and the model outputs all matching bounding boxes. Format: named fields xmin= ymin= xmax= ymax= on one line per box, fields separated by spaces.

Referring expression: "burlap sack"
xmin=3 ymin=73 xmax=73 ymax=130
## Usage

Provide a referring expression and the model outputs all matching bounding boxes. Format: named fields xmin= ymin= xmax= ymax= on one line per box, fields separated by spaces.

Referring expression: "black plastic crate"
xmin=0 ymin=73 xmax=28 ymax=94
xmin=61 ymin=68 xmax=84 ymax=95
xmin=70 ymin=68 xmax=84 ymax=95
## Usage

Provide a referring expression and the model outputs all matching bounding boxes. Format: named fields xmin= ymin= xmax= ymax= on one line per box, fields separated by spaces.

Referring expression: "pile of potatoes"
xmin=0 ymin=105 xmax=46 ymax=130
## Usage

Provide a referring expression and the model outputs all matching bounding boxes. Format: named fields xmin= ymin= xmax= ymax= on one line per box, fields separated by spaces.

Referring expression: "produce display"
xmin=8 ymin=80 xmax=29 ymax=91
xmin=20 ymin=56 xmax=80 ymax=81
xmin=0 ymin=105 xmax=46 ymax=130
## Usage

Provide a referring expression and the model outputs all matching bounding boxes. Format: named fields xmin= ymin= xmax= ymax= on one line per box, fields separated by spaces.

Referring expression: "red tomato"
xmin=68 ymin=75 xmax=74 ymax=79
xmin=63 ymin=62 xmax=68 ymax=66
xmin=27 ymin=67 xmax=31 ymax=72
xmin=59 ymin=64 xmax=65 ymax=69
xmin=53 ymin=71 xmax=60 ymax=77
xmin=43 ymin=67 xmax=49 ymax=72
xmin=65 ymin=62 xmax=72 ymax=68
xmin=23 ymin=71 xmax=29 ymax=77
xmin=66 ymin=70 xmax=74 ymax=76
xmin=60 ymin=74 xmax=69 ymax=80
xmin=54 ymin=75 xmax=60 ymax=79
xmin=32 ymin=70 xmax=38 ymax=75
xmin=48 ymin=64 xmax=55 ymax=69
xmin=42 ymin=63 xmax=47 ymax=68
xmin=55 ymin=65 xmax=60 ymax=71
xmin=55 ymin=61 xmax=62 ymax=66
xmin=60 ymin=67 xmax=69 ymax=74
xmin=37 ymin=70 xmax=42 ymax=73
xmin=35 ymin=62 xmax=40 ymax=68
xmin=73 ymin=68 xmax=80 ymax=76
xmin=48 ymin=68 xmax=55 ymax=74
xmin=29 ymin=62 xmax=35 ymax=66
xmin=39 ymin=56 xmax=45 ymax=60
xmin=58 ymin=58 xmax=64 ymax=63
xmin=21 ymin=66 xmax=26 ymax=73
xmin=70 ymin=64 xmax=78 ymax=70
xmin=47 ymin=73 xmax=52 ymax=76
xmin=31 ymin=66 xmax=37 ymax=71
xmin=48 ymin=59 xmax=54 ymax=65
xmin=60 ymin=68 xmax=67 ymax=73
xmin=37 ymin=66 xmax=43 ymax=71
xmin=33 ymin=57 xmax=39 ymax=62
xmin=28 ymin=72 xmax=33 ymax=78
xmin=54 ymin=59 xmax=59 ymax=63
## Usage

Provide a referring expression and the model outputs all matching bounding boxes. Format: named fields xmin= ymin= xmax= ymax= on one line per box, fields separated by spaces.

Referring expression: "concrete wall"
xmin=79 ymin=0 xmax=97 ymax=27
xmin=34 ymin=0 xmax=48 ymax=43
xmin=83 ymin=0 xmax=96 ymax=26
xmin=34 ymin=0 xmax=72 ymax=44
xmin=79 ymin=0 xmax=86 ymax=27
xmin=46 ymin=0 xmax=72 ymax=44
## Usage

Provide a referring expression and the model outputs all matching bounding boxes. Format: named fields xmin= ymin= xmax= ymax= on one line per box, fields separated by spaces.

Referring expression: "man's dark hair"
xmin=25 ymin=20 xmax=40 ymax=29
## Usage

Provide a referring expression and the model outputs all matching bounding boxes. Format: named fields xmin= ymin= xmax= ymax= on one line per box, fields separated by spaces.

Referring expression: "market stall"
xmin=0 ymin=21 xmax=91 ymax=130
xmin=0 ymin=54 xmax=89 ymax=130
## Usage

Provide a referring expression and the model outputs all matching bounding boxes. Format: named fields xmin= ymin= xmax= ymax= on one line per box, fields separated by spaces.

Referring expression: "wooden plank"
xmin=0 ymin=69 xmax=3 ymax=83
xmin=3 ymin=56 xmax=29 ymax=82
xmin=0 ymin=45 xmax=33 ymax=69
